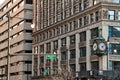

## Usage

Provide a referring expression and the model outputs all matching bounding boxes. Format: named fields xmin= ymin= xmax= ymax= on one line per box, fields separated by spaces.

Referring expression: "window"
xmin=84 ymin=16 xmax=87 ymax=25
xmin=91 ymin=61 xmax=99 ymax=70
xmin=109 ymin=43 xmax=120 ymax=55
xmin=70 ymin=35 xmax=75 ymax=44
xmin=91 ymin=27 xmax=99 ymax=39
xmin=70 ymin=64 xmax=76 ymax=71
xmin=34 ymin=57 xmax=38 ymax=66
xmin=56 ymin=27 xmax=60 ymax=35
xmin=61 ymin=52 xmax=67 ymax=60
xmin=46 ymin=43 xmax=51 ymax=52
xmin=108 ymin=10 xmax=115 ymax=20
xmin=113 ymin=0 xmax=120 ymax=3
xmin=40 ymin=45 xmax=44 ymax=53
xmin=118 ymin=11 xmax=120 ymax=20
xmin=49 ymin=30 xmax=52 ymax=38
xmin=109 ymin=26 xmax=120 ymax=37
xmin=40 ymin=57 xmax=44 ymax=64
xmin=80 ymin=47 xmax=86 ymax=57
xmin=79 ymin=2 xmax=82 ymax=11
xmin=34 ymin=46 xmax=38 ymax=54
xmin=69 ymin=22 xmax=72 ymax=31
xmin=53 ymin=40 xmax=58 ymax=49
xmin=80 ymin=31 xmax=86 ymax=42
xmin=80 ymin=63 xmax=86 ymax=71
xmin=61 ymin=37 xmax=66 ymax=46
xmin=110 ymin=61 xmax=120 ymax=70
xmin=90 ymin=13 xmax=94 ymax=23
xmin=61 ymin=26 xmax=64 ymax=34
xmin=95 ymin=11 xmax=99 ymax=21
xmin=73 ymin=20 xmax=78 ymax=29
xmin=70 ymin=49 xmax=76 ymax=59
xmin=64 ymin=24 xmax=68 ymax=32
xmin=83 ymin=0 xmax=87 ymax=9
xmin=79 ymin=18 xmax=82 ymax=27
xmin=26 ymin=0 xmax=33 ymax=4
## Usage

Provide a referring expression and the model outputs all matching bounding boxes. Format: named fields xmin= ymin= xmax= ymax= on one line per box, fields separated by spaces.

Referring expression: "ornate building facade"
xmin=32 ymin=0 xmax=120 ymax=79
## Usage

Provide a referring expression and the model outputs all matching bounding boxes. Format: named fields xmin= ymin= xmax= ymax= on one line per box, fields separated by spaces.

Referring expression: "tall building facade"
xmin=0 ymin=0 xmax=33 ymax=80
xmin=32 ymin=0 xmax=120 ymax=79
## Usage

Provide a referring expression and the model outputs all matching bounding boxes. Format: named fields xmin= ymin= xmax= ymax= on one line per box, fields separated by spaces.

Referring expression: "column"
xmin=66 ymin=36 xmax=70 ymax=71
xmin=86 ymin=30 xmax=91 ymax=70
xmin=58 ymin=38 xmax=61 ymax=70
xmin=32 ymin=48 xmax=34 ymax=76
xmin=63 ymin=0 xmax=65 ymax=19
xmin=51 ymin=41 xmax=54 ymax=70
xmin=75 ymin=33 xmax=80 ymax=72
xmin=37 ymin=46 xmax=40 ymax=76
xmin=44 ymin=44 xmax=46 ymax=75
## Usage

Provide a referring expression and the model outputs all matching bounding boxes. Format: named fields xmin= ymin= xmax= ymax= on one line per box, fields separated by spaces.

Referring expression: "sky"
xmin=0 ymin=0 xmax=5 ymax=5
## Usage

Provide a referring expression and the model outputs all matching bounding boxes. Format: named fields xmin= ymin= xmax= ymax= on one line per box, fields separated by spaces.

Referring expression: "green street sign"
xmin=44 ymin=69 xmax=49 ymax=73
xmin=46 ymin=54 xmax=56 ymax=59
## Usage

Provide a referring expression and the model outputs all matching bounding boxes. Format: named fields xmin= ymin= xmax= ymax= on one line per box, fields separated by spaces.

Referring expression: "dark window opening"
xmin=26 ymin=0 xmax=33 ymax=4
xmin=25 ymin=19 xmax=32 ymax=23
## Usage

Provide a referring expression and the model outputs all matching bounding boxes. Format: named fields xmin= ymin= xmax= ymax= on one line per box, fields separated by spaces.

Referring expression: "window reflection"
xmin=113 ymin=0 xmax=120 ymax=3
xmin=118 ymin=11 xmax=120 ymax=20
xmin=108 ymin=11 xmax=115 ymax=20
xmin=109 ymin=26 xmax=120 ymax=37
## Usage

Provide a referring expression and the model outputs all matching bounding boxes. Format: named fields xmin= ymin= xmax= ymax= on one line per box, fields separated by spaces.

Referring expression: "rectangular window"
xmin=91 ymin=27 xmax=99 ymax=39
xmin=73 ymin=20 xmax=78 ymax=29
xmin=61 ymin=37 xmax=66 ymax=46
xmin=109 ymin=26 xmax=120 ymax=37
xmin=64 ymin=24 xmax=68 ymax=32
xmin=80 ymin=63 xmax=86 ymax=71
xmin=26 ymin=0 xmax=33 ymax=4
xmin=113 ymin=0 xmax=120 ymax=3
xmin=70 ymin=49 xmax=76 ymax=59
xmin=53 ymin=40 xmax=58 ymax=49
xmin=69 ymin=22 xmax=72 ymax=31
xmin=118 ymin=11 xmax=120 ymax=20
xmin=79 ymin=18 xmax=82 ymax=27
xmin=84 ymin=16 xmax=87 ymax=25
xmin=109 ymin=43 xmax=120 ymax=55
xmin=61 ymin=52 xmax=67 ymax=60
xmin=83 ymin=0 xmax=87 ymax=9
xmin=70 ymin=35 xmax=75 ymax=44
xmin=40 ymin=45 xmax=44 ymax=53
xmin=56 ymin=27 xmax=60 ymax=35
xmin=95 ymin=11 xmax=99 ymax=21
xmin=90 ymin=13 xmax=94 ymax=23
xmin=80 ymin=47 xmax=86 ymax=57
xmin=40 ymin=56 xmax=44 ymax=64
xmin=70 ymin=64 xmax=76 ymax=71
xmin=108 ymin=10 xmax=115 ymax=20
xmin=79 ymin=3 xmax=82 ymax=11
xmin=80 ymin=31 xmax=86 ymax=42
xmin=34 ymin=57 xmax=38 ymax=65
xmin=91 ymin=61 xmax=99 ymax=70
xmin=46 ymin=43 xmax=51 ymax=52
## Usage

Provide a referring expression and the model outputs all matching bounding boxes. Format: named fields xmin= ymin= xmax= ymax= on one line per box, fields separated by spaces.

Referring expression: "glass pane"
xmin=108 ymin=11 xmax=115 ymax=20
xmin=109 ymin=26 xmax=120 ymax=37
xmin=118 ymin=11 xmax=120 ymax=20
xmin=113 ymin=0 xmax=120 ymax=3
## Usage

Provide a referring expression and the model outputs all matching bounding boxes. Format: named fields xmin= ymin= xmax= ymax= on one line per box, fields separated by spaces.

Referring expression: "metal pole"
xmin=7 ymin=13 xmax=10 ymax=80
xmin=107 ymin=42 xmax=109 ymax=70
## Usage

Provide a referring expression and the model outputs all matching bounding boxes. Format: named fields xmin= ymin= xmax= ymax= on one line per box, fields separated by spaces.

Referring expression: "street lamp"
xmin=7 ymin=13 xmax=10 ymax=80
